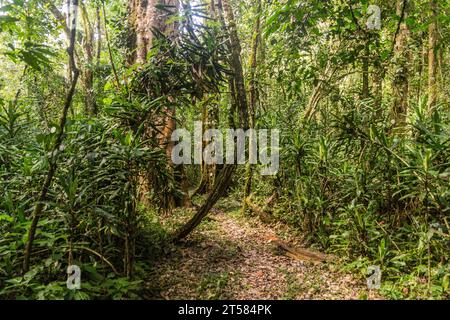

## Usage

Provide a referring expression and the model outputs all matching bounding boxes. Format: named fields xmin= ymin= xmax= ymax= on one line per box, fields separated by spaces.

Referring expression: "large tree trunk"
xmin=128 ymin=0 xmax=189 ymax=210
xmin=129 ymin=0 xmax=178 ymax=64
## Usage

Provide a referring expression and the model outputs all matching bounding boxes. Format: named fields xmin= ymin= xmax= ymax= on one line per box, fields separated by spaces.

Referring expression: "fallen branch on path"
xmin=267 ymin=237 xmax=333 ymax=263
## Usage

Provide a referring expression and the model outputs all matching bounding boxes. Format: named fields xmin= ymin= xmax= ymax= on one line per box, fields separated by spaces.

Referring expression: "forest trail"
xmin=146 ymin=200 xmax=383 ymax=300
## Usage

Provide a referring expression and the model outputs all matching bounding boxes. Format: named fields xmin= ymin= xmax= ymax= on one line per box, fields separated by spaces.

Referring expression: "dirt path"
xmin=146 ymin=203 xmax=383 ymax=300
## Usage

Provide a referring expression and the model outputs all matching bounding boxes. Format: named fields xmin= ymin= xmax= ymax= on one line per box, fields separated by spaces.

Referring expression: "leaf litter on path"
xmin=146 ymin=206 xmax=383 ymax=300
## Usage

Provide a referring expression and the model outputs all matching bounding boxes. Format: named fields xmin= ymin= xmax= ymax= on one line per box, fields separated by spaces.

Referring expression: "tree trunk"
xmin=372 ymin=42 xmax=383 ymax=114
xmin=242 ymin=0 xmax=261 ymax=214
xmin=222 ymin=0 xmax=249 ymax=129
xmin=416 ymin=30 xmax=426 ymax=105
xmin=427 ymin=0 xmax=438 ymax=114
xmin=392 ymin=0 xmax=410 ymax=126
xmin=195 ymin=97 xmax=220 ymax=195
xmin=129 ymin=0 xmax=178 ymax=64
xmin=361 ymin=39 xmax=370 ymax=99
xmin=80 ymin=1 xmax=96 ymax=115
xmin=23 ymin=0 xmax=80 ymax=273
xmin=174 ymin=0 xmax=249 ymax=241
xmin=128 ymin=0 xmax=189 ymax=210
xmin=94 ymin=5 xmax=102 ymax=112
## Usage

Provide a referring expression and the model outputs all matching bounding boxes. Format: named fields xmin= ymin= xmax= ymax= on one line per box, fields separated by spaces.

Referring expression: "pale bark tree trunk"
xmin=304 ymin=62 xmax=336 ymax=122
xmin=128 ymin=0 xmax=191 ymax=210
xmin=80 ymin=1 xmax=96 ymax=115
xmin=129 ymin=0 xmax=178 ymax=64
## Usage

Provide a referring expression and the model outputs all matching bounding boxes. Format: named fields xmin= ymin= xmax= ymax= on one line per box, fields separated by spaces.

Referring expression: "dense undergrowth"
xmin=0 ymin=106 xmax=167 ymax=299
xmin=0 ymin=0 xmax=449 ymax=300
xmin=244 ymin=100 xmax=449 ymax=299
xmin=0 ymin=98 xmax=449 ymax=299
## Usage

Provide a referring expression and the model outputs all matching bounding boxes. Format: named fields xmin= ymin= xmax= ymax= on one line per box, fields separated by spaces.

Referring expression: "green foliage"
xmin=196 ymin=272 xmax=230 ymax=300
xmin=0 ymin=0 xmax=449 ymax=300
xmin=0 ymin=112 xmax=169 ymax=299
xmin=256 ymin=101 xmax=449 ymax=299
